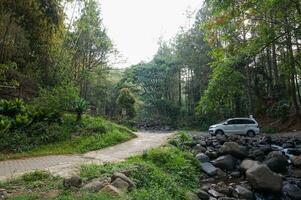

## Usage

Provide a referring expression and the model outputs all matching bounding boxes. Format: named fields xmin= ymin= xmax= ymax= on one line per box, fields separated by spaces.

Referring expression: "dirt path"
xmin=0 ymin=131 xmax=174 ymax=181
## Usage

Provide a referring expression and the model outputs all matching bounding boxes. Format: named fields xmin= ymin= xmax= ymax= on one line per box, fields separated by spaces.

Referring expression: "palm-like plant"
xmin=74 ymin=98 xmax=89 ymax=122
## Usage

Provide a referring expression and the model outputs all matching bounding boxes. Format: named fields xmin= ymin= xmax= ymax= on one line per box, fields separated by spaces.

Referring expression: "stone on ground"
xmin=219 ymin=142 xmax=248 ymax=158
xmin=63 ymin=176 xmax=82 ymax=188
xmin=200 ymin=162 xmax=217 ymax=176
xmin=292 ymin=155 xmax=301 ymax=167
xmin=196 ymin=153 xmax=210 ymax=163
xmin=111 ymin=177 xmax=129 ymax=191
xmin=111 ymin=172 xmax=135 ymax=189
xmin=81 ymin=178 xmax=110 ymax=192
xmin=233 ymin=185 xmax=254 ymax=200
xmin=240 ymin=159 xmax=260 ymax=171
xmin=246 ymin=165 xmax=283 ymax=192
xmin=99 ymin=185 xmax=122 ymax=197
xmin=211 ymin=154 xmax=236 ymax=171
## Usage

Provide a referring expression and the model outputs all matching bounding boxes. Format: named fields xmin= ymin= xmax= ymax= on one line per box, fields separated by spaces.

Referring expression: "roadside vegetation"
xmin=0 ymin=133 xmax=200 ymax=200
xmin=0 ymin=97 xmax=135 ymax=161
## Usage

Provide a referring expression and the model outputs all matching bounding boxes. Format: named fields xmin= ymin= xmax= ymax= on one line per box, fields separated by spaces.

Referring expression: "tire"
xmin=247 ymin=130 xmax=255 ymax=137
xmin=215 ymin=130 xmax=224 ymax=135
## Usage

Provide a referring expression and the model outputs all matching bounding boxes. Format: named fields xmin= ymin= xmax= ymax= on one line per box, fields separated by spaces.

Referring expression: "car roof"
xmin=228 ymin=118 xmax=256 ymax=121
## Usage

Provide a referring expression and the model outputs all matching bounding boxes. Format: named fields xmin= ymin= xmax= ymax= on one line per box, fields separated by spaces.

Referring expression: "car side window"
xmin=246 ymin=119 xmax=256 ymax=124
xmin=227 ymin=120 xmax=236 ymax=124
xmin=240 ymin=119 xmax=256 ymax=124
xmin=236 ymin=119 xmax=244 ymax=124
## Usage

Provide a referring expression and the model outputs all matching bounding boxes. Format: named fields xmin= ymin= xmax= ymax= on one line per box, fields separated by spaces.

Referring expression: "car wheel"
xmin=215 ymin=130 xmax=224 ymax=135
xmin=247 ymin=130 xmax=255 ymax=137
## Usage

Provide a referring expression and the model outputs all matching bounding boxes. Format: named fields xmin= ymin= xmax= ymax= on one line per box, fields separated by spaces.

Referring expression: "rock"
xmin=111 ymin=178 xmax=129 ymax=191
xmin=259 ymin=136 xmax=272 ymax=144
xmin=99 ymin=185 xmax=122 ymax=196
xmin=252 ymin=149 xmax=265 ymax=157
xmin=233 ymin=185 xmax=254 ymax=200
xmin=246 ymin=165 xmax=283 ymax=192
xmin=63 ymin=176 xmax=82 ymax=188
xmin=291 ymin=169 xmax=301 ymax=178
xmin=215 ymin=182 xmax=231 ymax=196
xmin=282 ymin=182 xmax=301 ymax=200
xmin=0 ymin=189 xmax=7 ymax=200
xmin=205 ymin=150 xmax=218 ymax=159
xmin=111 ymin=172 xmax=135 ymax=189
xmin=230 ymin=171 xmax=241 ymax=178
xmin=196 ymin=189 xmax=210 ymax=200
xmin=82 ymin=178 xmax=110 ymax=192
xmin=240 ymin=159 xmax=260 ymax=171
xmin=207 ymin=189 xmax=225 ymax=198
xmin=211 ymin=155 xmax=236 ymax=171
xmin=200 ymin=162 xmax=218 ymax=176
xmin=219 ymin=142 xmax=248 ymax=158
xmin=194 ymin=144 xmax=207 ymax=153
xmin=292 ymin=155 xmax=301 ymax=167
xmin=215 ymin=168 xmax=227 ymax=180
xmin=265 ymin=156 xmax=288 ymax=173
xmin=266 ymin=151 xmax=285 ymax=159
xmin=196 ymin=153 xmax=210 ymax=163
xmin=186 ymin=191 xmax=201 ymax=200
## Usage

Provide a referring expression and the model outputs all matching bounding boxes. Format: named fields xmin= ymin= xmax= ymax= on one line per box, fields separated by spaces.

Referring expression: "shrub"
xmin=267 ymin=100 xmax=290 ymax=119
xmin=142 ymin=147 xmax=200 ymax=189
xmin=22 ymin=170 xmax=51 ymax=182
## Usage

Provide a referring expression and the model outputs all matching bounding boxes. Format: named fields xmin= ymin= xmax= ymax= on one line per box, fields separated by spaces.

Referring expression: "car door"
xmin=223 ymin=119 xmax=238 ymax=134
xmin=235 ymin=119 xmax=248 ymax=134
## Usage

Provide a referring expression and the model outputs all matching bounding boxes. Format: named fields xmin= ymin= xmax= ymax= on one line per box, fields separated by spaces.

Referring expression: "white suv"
xmin=208 ymin=118 xmax=260 ymax=137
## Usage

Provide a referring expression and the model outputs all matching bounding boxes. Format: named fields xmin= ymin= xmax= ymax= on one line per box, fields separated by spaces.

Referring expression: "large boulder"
xmin=200 ymin=162 xmax=217 ymax=176
xmin=265 ymin=156 xmax=288 ymax=173
xmin=63 ymin=176 xmax=82 ymax=188
xmin=81 ymin=178 xmax=110 ymax=192
xmin=219 ymin=142 xmax=248 ymax=158
xmin=246 ymin=165 xmax=283 ymax=192
xmin=211 ymin=155 xmax=236 ymax=171
xmin=282 ymin=182 xmax=301 ymax=200
xmin=240 ymin=159 xmax=260 ymax=171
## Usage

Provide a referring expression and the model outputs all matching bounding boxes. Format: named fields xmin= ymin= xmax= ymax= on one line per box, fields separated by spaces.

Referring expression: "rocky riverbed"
xmin=188 ymin=134 xmax=301 ymax=200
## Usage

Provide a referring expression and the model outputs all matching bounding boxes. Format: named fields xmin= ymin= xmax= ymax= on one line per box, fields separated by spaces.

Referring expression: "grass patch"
xmin=0 ymin=115 xmax=136 ymax=161
xmin=79 ymin=144 xmax=200 ymax=199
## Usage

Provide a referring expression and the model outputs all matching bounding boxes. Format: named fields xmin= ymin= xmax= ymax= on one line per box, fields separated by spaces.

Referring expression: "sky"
xmin=99 ymin=0 xmax=203 ymax=68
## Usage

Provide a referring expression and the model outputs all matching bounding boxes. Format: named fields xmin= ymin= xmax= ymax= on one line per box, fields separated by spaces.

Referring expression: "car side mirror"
xmin=223 ymin=122 xmax=228 ymax=125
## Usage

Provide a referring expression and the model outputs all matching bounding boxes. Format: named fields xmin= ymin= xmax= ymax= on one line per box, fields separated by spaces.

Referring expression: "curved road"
xmin=0 ymin=131 xmax=174 ymax=181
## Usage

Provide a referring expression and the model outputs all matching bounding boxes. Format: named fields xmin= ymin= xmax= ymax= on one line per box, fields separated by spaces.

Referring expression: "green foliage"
xmin=196 ymin=65 xmax=246 ymax=121
xmin=261 ymin=126 xmax=278 ymax=134
xmin=0 ymin=98 xmax=68 ymax=152
xmin=21 ymin=170 xmax=51 ymax=182
xmin=31 ymin=84 xmax=79 ymax=116
xmin=80 ymin=145 xmax=200 ymax=200
xmin=2 ymin=143 xmax=199 ymax=200
xmin=168 ymin=132 xmax=194 ymax=151
xmin=267 ymin=100 xmax=290 ymax=119
xmin=116 ymin=88 xmax=136 ymax=120
xmin=0 ymin=114 xmax=135 ymax=160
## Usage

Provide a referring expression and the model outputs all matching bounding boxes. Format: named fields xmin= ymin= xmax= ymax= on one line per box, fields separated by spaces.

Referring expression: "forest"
xmin=1 ymin=0 xmax=301 ymax=200
xmin=1 ymin=0 xmax=301 ymax=152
